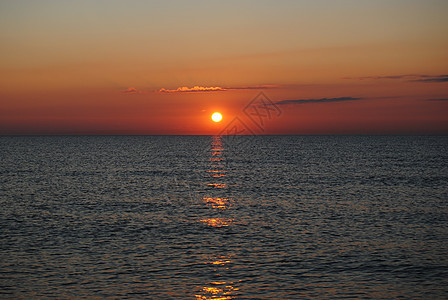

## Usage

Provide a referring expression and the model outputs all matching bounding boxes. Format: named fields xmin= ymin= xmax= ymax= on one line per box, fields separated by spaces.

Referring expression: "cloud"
xmin=412 ymin=75 xmax=448 ymax=83
xmin=159 ymin=86 xmax=226 ymax=93
xmin=344 ymin=74 xmax=417 ymax=80
xmin=226 ymin=84 xmax=281 ymax=90
xmin=344 ymin=74 xmax=448 ymax=83
xmin=275 ymin=97 xmax=363 ymax=105
xmin=122 ymin=87 xmax=145 ymax=94
xmin=427 ymin=98 xmax=448 ymax=101
xmin=157 ymin=84 xmax=281 ymax=93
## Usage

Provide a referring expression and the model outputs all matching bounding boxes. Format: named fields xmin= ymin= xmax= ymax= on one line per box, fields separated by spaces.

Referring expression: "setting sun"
xmin=211 ymin=112 xmax=223 ymax=123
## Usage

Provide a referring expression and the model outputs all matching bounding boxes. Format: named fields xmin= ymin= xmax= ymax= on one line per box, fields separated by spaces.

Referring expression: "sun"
xmin=211 ymin=112 xmax=222 ymax=122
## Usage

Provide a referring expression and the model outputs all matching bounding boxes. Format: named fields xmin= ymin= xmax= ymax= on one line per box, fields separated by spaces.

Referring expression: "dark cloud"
xmin=427 ymin=98 xmax=448 ymax=101
xmin=275 ymin=97 xmax=363 ymax=105
xmin=412 ymin=75 xmax=448 ymax=83
xmin=345 ymin=75 xmax=416 ymax=80
xmin=345 ymin=74 xmax=448 ymax=83
xmin=226 ymin=84 xmax=281 ymax=90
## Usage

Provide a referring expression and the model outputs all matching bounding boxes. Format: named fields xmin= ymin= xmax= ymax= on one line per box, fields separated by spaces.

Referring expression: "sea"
xmin=0 ymin=135 xmax=447 ymax=299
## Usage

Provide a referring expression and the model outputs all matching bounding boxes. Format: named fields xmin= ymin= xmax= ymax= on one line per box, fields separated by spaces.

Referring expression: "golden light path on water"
xmin=195 ymin=135 xmax=238 ymax=300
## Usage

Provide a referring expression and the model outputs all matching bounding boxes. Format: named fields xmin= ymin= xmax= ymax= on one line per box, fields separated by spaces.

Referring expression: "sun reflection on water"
xmin=194 ymin=136 xmax=240 ymax=298
xmin=206 ymin=170 xmax=227 ymax=178
xmin=200 ymin=218 xmax=234 ymax=228
xmin=194 ymin=282 xmax=239 ymax=300
xmin=207 ymin=183 xmax=227 ymax=189
xmin=209 ymin=254 xmax=232 ymax=266
xmin=209 ymin=157 xmax=223 ymax=162
xmin=203 ymin=196 xmax=231 ymax=210
xmin=212 ymin=259 xmax=231 ymax=265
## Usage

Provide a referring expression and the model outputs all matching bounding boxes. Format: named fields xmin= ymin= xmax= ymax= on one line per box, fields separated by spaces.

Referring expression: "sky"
xmin=0 ymin=0 xmax=447 ymax=135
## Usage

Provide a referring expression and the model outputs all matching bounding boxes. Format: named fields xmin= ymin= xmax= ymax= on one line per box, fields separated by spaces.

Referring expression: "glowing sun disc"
xmin=211 ymin=112 xmax=222 ymax=122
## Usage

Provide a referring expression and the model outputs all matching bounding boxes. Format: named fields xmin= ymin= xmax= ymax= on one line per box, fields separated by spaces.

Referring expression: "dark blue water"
xmin=1 ymin=136 xmax=447 ymax=299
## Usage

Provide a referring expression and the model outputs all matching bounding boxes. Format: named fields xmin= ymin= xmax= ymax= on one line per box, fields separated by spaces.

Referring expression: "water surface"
xmin=1 ymin=135 xmax=447 ymax=298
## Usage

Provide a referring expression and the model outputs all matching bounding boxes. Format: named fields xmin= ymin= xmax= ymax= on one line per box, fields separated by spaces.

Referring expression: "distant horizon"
xmin=2 ymin=133 xmax=447 ymax=137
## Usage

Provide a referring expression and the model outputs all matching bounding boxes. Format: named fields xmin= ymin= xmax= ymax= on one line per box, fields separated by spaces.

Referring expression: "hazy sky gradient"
xmin=1 ymin=0 xmax=447 ymax=134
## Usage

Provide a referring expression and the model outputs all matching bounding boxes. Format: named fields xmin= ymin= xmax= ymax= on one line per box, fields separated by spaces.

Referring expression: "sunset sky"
xmin=1 ymin=0 xmax=447 ymax=134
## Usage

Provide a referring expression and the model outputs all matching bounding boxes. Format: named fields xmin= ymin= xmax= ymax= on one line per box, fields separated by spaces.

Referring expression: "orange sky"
xmin=0 ymin=1 xmax=447 ymax=134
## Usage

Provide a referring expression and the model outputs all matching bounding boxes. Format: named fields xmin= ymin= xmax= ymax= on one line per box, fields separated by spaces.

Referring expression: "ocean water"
xmin=0 ymin=135 xmax=447 ymax=299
